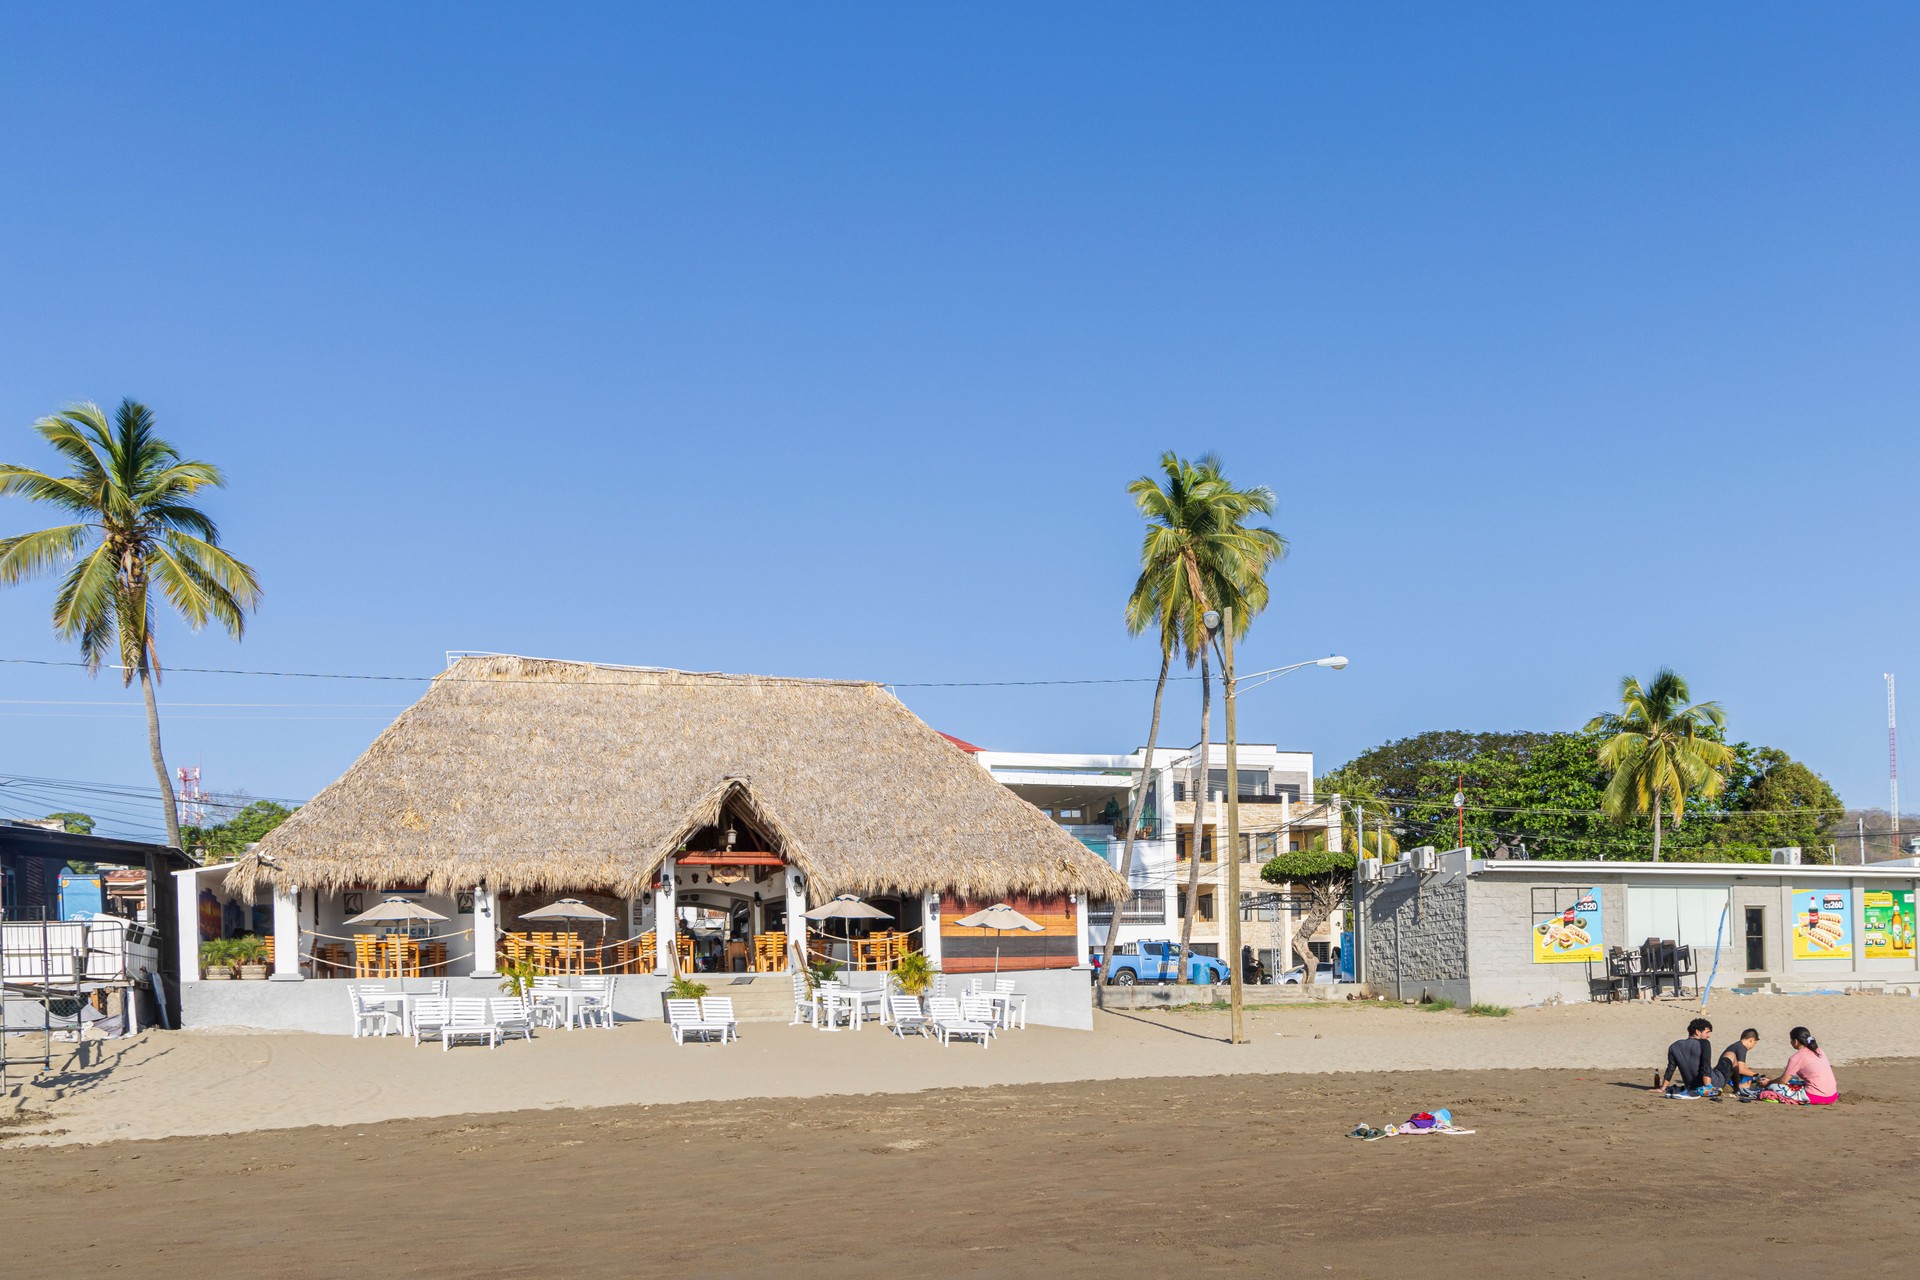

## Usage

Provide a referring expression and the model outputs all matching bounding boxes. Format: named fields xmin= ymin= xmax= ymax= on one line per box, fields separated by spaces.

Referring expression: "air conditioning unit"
xmin=1770 ymin=847 xmax=1802 ymax=866
xmin=1412 ymin=846 xmax=1438 ymax=874
xmin=1359 ymin=857 xmax=1383 ymax=883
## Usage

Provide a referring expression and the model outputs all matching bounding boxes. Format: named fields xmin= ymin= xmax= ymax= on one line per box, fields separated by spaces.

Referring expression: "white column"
xmin=1327 ymin=793 xmax=1344 ymax=853
xmin=785 ymin=866 xmax=808 ymax=971
xmin=270 ymin=885 xmax=302 ymax=980
xmin=1072 ymin=892 xmax=1090 ymax=966
xmin=471 ymin=885 xmax=498 ymax=976
xmin=655 ymin=857 xmax=677 ymax=975
xmin=921 ymin=889 xmax=943 ymax=970
xmin=174 ymin=868 xmax=200 ymax=981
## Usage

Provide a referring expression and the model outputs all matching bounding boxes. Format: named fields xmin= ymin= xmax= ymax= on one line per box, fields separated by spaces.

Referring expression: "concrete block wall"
xmin=1361 ymin=858 xmax=1471 ymax=1006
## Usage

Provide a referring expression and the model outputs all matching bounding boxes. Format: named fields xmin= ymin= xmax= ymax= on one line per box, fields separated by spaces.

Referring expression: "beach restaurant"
xmin=173 ymin=656 xmax=1125 ymax=1031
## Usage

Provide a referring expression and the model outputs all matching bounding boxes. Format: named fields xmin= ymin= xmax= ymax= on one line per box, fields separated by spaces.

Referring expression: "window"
xmin=1089 ymin=890 xmax=1167 ymax=925
xmin=1177 ymin=831 xmax=1216 ymax=862
xmin=1626 ymin=886 xmax=1728 ymax=948
xmin=1198 ymin=891 xmax=1216 ymax=923
xmin=1238 ymin=832 xmax=1278 ymax=862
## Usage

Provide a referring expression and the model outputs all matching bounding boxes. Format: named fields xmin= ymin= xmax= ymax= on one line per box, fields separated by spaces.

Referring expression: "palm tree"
xmin=1123 ymin=453 xmax=1285 ymax=980
xmin=1 ymin=400 xmax=261 ymax=855
xmin=1586 ymin=669 xmax=1732 ymax=861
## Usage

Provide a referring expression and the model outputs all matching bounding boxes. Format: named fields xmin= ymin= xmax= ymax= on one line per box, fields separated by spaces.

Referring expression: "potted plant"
xmin=498 ymin=957 xmax=539 ymax=998
xmin=663 ymin=972 xmax=708 ymax=1021
xmin=236 ymin=935 xmax=270 ymax=980
xmin=199 ymin=938 xmax=236 ymax=980
xmin=893 ymin=949 xmax=935 ymax=998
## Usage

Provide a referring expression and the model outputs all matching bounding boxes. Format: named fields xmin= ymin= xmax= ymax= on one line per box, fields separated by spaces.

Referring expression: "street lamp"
xmin=1204 ymin=606 xmax=1347 ymax=1046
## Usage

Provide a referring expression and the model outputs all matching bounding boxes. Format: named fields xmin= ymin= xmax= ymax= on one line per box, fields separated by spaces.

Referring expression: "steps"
xmin=697 ymin=974 xmax=800 ymax=1022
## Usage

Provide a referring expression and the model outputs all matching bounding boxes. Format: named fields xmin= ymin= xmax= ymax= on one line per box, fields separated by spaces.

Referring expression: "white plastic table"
xmin=531 ymin=988 xmax=596 ymax=1029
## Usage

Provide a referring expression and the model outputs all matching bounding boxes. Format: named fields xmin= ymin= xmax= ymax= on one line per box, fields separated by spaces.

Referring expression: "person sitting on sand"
xmin=1765 ymin=1026 xmax=1839 ymax=1105
xmin=1652 ymin=1017 xmax=1717 ymax=1094
xmin=1716 ymin=1028 xmax=1764 ymax=1093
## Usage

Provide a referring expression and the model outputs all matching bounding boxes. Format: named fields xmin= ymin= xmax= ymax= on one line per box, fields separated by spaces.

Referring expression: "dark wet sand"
xmin=3 ymin=1063 xmax=1915 ymax=1278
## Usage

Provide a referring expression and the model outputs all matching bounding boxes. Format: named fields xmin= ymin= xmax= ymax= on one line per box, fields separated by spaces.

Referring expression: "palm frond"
xmin=0 ymin=524 xmax=91 ymax=587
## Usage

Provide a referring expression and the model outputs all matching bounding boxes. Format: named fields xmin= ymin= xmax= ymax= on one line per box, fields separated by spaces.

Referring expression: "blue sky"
xmin=2 ymin=5 xmax=1916 ymax=837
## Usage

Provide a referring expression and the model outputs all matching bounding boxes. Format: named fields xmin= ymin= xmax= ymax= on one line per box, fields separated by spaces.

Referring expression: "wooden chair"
xmin=638 ymin=934 xmax=658 ymax=973
xmin=675 ymin=936 xmax=695 ymax=973
xmin=353 ymin=934 xmax=380 ymax=978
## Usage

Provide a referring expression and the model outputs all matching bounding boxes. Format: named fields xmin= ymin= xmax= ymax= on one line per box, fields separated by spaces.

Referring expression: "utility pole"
xmin=1887 ymin=674 xmax=1900 ymax=859
xmin=1221 ymin=606 xmax=1246 ymax=1046
xmin=1454 ymin=776 xmax=1465 ymax=850
xmin=1858 ymin=816 xmax=1867 ymax=866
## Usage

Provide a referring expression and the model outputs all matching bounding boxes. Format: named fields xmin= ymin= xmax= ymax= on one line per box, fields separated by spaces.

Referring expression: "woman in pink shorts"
xmin=1776 ymin=1026 xmax=1839 ymax=1104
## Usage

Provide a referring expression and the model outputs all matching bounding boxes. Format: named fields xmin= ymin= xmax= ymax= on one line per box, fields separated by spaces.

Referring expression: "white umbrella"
xmin=804 ymin=895 xmax=893 ymax=968
xmin=343 ymin=896 xmax=449 ymax=925
xmin=520 ymin=898 xmax=616 ymax=923
xmin=953 ymin=902 xmax=1042 ymax=975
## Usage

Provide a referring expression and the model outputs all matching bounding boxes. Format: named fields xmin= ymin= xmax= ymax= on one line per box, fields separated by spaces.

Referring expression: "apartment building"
xmin=972 ymin=740 xmax=1345 ymax=978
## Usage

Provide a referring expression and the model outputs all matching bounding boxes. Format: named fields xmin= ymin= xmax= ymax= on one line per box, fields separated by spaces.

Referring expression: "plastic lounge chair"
xmin=698 ymin=996 xmax=738 ymax=1044
xmin=411 ymin=996 xmax=451 ymax=1046
xmin=666 ymin=998 xmax=727 ymax=1045
xmin=961 ymin=994 xmax=1000 ymax=1039
xmin=490 ymin=997 xmax=534 ymax=1042
xmin=580 ymin=976 xmax=616 ymax=1029
xmin=927 ymin=997 xmax=990 ymax=1049
xmin=994 ymin=979 xmax=1028 ymax=1029
xmin=888 ymin=995 xmax=930 ymax=1039
xmin=443 ymin=998 xmax=498 ymax=1051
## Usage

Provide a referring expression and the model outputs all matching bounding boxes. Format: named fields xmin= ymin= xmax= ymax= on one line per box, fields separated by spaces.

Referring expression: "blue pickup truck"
xmin=1097 ymin=939 xmax=1231 ymax=985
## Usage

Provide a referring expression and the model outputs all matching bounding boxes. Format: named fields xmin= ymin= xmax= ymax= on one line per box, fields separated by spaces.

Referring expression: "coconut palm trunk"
xmin=1097 ymin=649 xmax=1170 ymax=1006
xmin=1652 ymin=794 xmax=1663 ymax=863
xmin=1177 ymin=648 xmax=1212 ymax=983
xmin=139 ymin=660 xmax=183 ymax=852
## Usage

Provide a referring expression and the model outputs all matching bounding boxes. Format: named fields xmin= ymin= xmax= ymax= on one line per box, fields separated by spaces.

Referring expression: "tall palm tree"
xmin=0 ymin=400 xmax=261 ymax=855
xmin=1586 ymin=669 xmax=1732 ymax=861
xmin=1123 ymin=453 xmax=1285 ymax=980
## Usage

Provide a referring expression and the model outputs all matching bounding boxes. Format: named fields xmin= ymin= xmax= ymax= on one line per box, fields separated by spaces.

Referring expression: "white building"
xmin=972 ymin=739 xmax=1343 ymax=978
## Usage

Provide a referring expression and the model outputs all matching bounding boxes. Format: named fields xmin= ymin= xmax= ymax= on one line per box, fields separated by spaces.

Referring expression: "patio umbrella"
xmin=952 ymin=902 xmax=1042 ymax=975
xmin=804 ymin=895 xmax=893 ymax=968
xmin=521 ymin=898 xmax=618 ymax=957
xmin=343 ymin=897 xmax=450 ymax=925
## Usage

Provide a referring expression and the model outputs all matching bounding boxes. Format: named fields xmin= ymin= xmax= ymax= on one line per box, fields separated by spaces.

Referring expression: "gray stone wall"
xmin=1361 ymin=857 xmax=1471 ymax=1006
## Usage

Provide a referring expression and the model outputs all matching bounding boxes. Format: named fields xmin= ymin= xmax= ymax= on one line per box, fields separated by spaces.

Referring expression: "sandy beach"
xmin=7 ymin=993 xmax=1918 ymax=1146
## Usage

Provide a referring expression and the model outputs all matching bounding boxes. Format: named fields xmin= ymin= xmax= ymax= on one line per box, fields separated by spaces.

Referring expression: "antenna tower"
xmin=177 ymin=766 xmax=207 ymax=828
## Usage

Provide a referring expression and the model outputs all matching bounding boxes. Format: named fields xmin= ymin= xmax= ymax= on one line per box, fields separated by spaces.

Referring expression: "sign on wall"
xmin=1791 ymin=888 xmax=1854 ymax=960
xmin=1532 ymin=887 xmax=1603 ymax=963
xmin=1863 ymin=889 xmax=1916 ymax=960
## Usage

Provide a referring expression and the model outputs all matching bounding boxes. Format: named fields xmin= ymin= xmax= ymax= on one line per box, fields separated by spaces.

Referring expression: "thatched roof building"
xmin=229 ymin=656 xmax=1125 ymax=905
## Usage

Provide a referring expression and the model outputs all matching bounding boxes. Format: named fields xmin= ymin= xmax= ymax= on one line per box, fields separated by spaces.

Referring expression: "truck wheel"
xmin=1109 ymin=970 xmax=1136 ymax=986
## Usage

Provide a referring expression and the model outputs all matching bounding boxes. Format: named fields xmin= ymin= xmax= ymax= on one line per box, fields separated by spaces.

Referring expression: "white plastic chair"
xmin=490 ymin=997 xmax=534 ymax=1042
xmin=927 ymin=997 xmax=990 ymax=1049
xmin=994 ymin=978 xmax=1028 ymax=1029
xmin=888 ymin=995 xmax=930 ymax=1039
xmin=443 ymin=997 xmax=498 ymax=1051
xmin=698 ymin=996 xmax=738 ymax=1043
xmin=790 ymin=974 xmax=818 ymax=1026
xmin=580 ymin=976 xmax=616 ymax=1029
xmin=411 ymin=996 xmax=450 ymax=1046
xmin=349 ymin=987 xmax=398 ymax=1038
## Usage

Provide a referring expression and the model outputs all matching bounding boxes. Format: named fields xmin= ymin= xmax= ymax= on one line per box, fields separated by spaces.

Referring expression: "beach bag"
xmin=1407 ymin=1112 xmax=1438 ymax=1130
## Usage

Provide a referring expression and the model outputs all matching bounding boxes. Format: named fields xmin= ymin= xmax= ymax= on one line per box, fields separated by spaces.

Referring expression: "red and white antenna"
xmin=177 ymin=766 xmax=207 ymax=827
xmin=1886 ymin=674 xmax=1900 ymax=857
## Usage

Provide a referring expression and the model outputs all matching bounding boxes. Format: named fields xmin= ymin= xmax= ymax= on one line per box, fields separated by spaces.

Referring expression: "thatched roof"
xmin=228 ymin=656 xmax=1126 ymax=905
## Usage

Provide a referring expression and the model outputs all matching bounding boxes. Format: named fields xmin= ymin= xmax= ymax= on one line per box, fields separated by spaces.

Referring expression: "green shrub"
xmin=1466 ymin=1002 xmax=1511 ymax=1017
xmin=893 ymin=950 xmax=935 ymax=996
xmin=668 ymin=974 xmax=709 ymax=1000
xmin=1418 ymin=996 xmax=1457 ymax=1012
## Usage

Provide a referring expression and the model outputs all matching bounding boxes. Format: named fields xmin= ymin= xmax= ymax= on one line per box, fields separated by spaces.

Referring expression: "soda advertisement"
xmin=1791 ymin=888 xmax=1854 ymax=960
xmin=1863 ymin=889 xmax=1916 ymax=960
xmin=1532 ymin=887 xmax=1603 ymax=963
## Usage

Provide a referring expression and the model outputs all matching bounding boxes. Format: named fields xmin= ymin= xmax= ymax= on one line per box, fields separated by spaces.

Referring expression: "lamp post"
xmin=1204 ymin=604 xmax=1346 ymax=1047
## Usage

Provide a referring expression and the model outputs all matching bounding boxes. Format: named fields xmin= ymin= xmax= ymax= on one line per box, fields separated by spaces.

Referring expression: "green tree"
xmin=0 ymin=400 xmax=262 ymax=861
xmin=1125 ymin=452 xmax=1285 ymax=980
xmin=43 ymin=811 xmax=96 ymax=835
xmin=1259 ymin=846 xmax=1356 ymax=975
xmin=182 ymin=799 xmax=297 ymax=861
xmin=1586 ymin=669 xmax=1734 ymax=862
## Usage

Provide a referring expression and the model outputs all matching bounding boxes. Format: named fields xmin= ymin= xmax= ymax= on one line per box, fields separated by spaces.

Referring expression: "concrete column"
xmin=921 ymin=889 xmax=943 ymax=969
xmin=1072 ymin=892 xmax=1090 ymax=966
xmin=270 ymin=885 xmax=303 ymax=980
xmin=655 ymin=857 xmax=677 ymax=975
xmin=1327 ymin=793 xmax=1344 ymax=854
xmin=471 ymin=885 xmax=498 ymax=977
xmin=785 ymin=865 xmax=808 ymax=971
xmin=174 ymin=868 xmax=200 ymax=981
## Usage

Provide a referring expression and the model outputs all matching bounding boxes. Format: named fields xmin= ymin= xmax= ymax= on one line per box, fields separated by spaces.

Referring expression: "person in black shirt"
xmin=1651 ymin=1017 xmax=1716 ymax=1093
xmin=1716 ymin=1028 xmax=1764 ymax=1092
